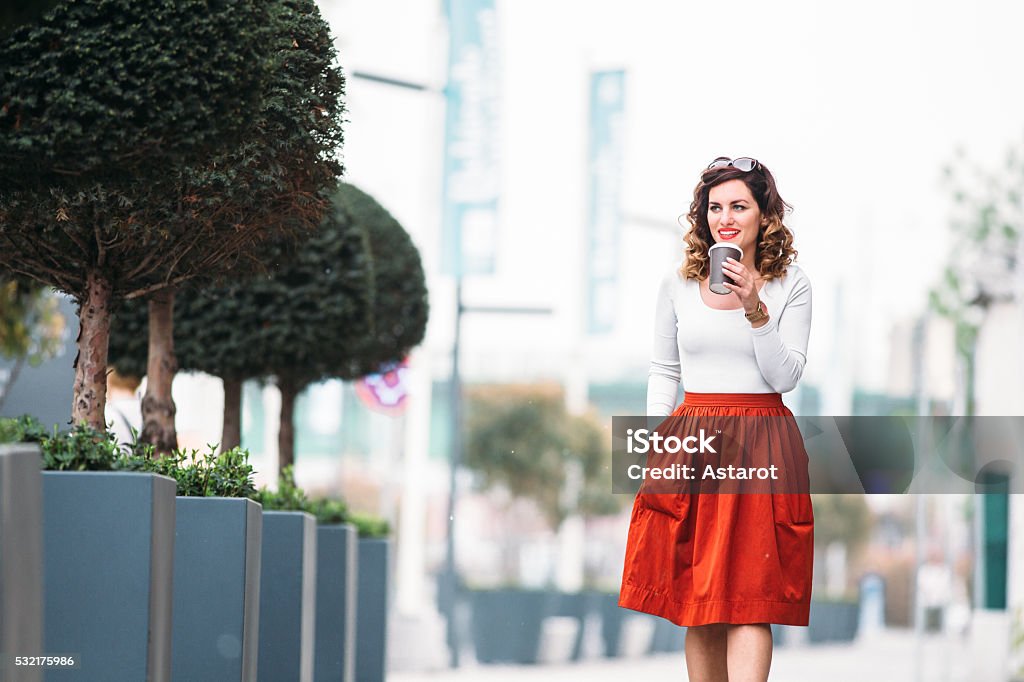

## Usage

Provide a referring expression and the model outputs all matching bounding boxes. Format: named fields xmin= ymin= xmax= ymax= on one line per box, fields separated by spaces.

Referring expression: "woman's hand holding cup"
xmin=721 ymin=257 xmax=760 ymax=314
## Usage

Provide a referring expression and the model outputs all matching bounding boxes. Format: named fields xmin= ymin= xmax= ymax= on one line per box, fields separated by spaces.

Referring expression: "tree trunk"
xmin=71 ymin=272 xmax=113 ymax=430
xmin=221 ymin=377 xmax=243 ymax=452
xmin=965 ymin=341 xmax=977 ymax=418
xmin=0 ymin=355 xmax=24 ymax=412
xmin=141 ymin=289 xmax=178 ymax=455
xmin=277 ymin=375 xmax=299 ymax=476
xmin=954 ymin=322 xmax=979 ymax=417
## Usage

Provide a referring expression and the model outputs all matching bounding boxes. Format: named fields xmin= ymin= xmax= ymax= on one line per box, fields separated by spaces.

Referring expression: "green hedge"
xmin=256 ymin=465 xmax=390 ymax=537
xmin=0 ymin=415 xmax=255 ymax=496
xmin=0 ymin=414 xmax=390 ymax=536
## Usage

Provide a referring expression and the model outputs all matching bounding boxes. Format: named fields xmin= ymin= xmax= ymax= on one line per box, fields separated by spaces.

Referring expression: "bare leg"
xmin=726 ymin=623 xmax=773 ymax=682
xmin=684 ymin=623 xmax=728 ymax=682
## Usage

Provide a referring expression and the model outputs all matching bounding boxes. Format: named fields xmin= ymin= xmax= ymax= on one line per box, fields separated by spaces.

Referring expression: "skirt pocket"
xmin=772 ymin=492 xmax=814 ymax=525
xmin=635 ymin=491 xmax=690 ymax=522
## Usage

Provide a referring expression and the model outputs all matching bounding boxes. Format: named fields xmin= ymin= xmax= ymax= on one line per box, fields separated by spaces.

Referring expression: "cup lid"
xmin=709 ymin=242 xmax=743 ymax=258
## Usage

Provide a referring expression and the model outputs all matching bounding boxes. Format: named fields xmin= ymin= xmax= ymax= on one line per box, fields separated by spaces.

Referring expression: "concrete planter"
xmin=549 ymin=590 xmax=601 ymax=661
xmin=42 ymin=471 xmax=176 ymax=681
xmin=257 ymin=511 xmax=317 ymax=682
xmin=649 ymin=616 xmax=686 ymax=653
xmin=598 ymin=591 xmax=625 ymax=657
xmin=356 ymin=537 xmax=390 ymax=682
xmin=314 ymin=524 xmax=358 ymax=682
xmin=172 ymin=497 xmax=262 ymax=681
xmin=0 ymin=445 xmax=43 ymax=682
xmin=598 ymin=591 xmax=657 ymax=657
xmin=808 ymin=599 xmax=860 ymax=643
xmin=469 ymin=587 xmax=552 ymax=664
xmin=770 ymin=623 xmax=788 ymax=647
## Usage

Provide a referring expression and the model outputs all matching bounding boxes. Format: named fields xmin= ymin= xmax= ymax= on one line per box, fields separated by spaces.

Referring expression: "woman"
xmin=618 ymin=157 xmax=813 ymax=682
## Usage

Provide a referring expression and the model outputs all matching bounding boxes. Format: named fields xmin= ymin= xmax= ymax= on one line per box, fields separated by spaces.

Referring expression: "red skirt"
xmin=618 ymin=392 xmax=814 ymax=626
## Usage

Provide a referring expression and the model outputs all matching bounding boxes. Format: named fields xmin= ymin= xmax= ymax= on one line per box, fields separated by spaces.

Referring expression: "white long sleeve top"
xmin=646 ymin=263 xmax=812 ymax=416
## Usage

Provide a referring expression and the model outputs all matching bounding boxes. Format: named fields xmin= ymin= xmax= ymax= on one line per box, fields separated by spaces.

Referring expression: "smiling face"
xmin=707 ymin=179 xmax=764 ymax=261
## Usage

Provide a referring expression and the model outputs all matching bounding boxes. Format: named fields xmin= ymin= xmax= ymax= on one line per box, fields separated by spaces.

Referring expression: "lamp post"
xmin=440 ymin=273 xmax=552 ymax=667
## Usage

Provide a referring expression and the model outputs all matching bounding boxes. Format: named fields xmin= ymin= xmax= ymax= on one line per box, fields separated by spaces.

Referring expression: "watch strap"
xmin=744 ymin=300 xmax=768 ymax=323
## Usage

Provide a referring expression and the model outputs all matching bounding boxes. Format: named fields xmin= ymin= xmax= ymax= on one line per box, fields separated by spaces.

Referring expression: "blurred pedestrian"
xmin=619 ymin=157 xmax=814 ymax=681
xmin=105 ymin=367 xmax=142 ymax=451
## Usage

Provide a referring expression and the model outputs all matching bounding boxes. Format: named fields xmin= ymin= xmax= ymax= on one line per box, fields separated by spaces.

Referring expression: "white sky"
xmin=321 ymin=0 xmax=1024 ymax=400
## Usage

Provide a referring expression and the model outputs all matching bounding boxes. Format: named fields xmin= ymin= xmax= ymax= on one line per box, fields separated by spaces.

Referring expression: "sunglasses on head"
xmin=707 ymin=156 xmax=759 ymax=172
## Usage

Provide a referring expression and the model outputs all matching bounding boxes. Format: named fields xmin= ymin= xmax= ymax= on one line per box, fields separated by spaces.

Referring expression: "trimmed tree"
xmin=0 ymin=0 xmax=275 ymax=431
xmin=929 ymin=142 xmax=1024 ymax=416
xmin=0 ymin=0 xmax=61 ymax=38
xmin=927 ymin=141 xmax=1022 ymax=614
xmin=110 ymin=183 xmax=429 ymax=471
xmin=0 ymin=0 xmax=345 ymax=451
xmin=129 ymin=0 xmax=346 ymax=452
xmin=464 ymin=383 xmax=621 ymax=583
xmin=269 ymin=184 xmax=427 ymax=470
xmin=111 ymin=192 xmax=374 ymax=456
xmin=465 ymin=384 xmax=619 ymax=524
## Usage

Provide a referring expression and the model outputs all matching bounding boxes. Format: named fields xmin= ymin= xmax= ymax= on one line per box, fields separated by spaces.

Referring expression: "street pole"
xmin=442 ymin=276 xmax=463 ymax=668
xmin=346 ymin=67 xmax=458 ymax=666
xmin=912 ymin=315 xmax=928 ymax=682
xmin=440 ymin=286 xmax=553 ymax=669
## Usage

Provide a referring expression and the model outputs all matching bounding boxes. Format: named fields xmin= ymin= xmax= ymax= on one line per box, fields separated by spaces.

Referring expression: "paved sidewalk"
xmin=391 ymin=629 xmax=973 ymax=682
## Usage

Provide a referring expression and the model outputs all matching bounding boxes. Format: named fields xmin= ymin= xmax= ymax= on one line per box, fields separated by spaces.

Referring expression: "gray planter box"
xmin=598 ymin=592 xmax=625 ymax=657
xmin=42 ymin=471 xmax=176 ymax=682
xmin=356 ymin=537 xmax=390 ymax=682
xmin=314 ymin=524 xmax=358 ymax=682
xmin=469 ymin=588 xmax=552 ymax=664
xmin=808 ymin=600 xmax=859 ymax=643
xmin=172 ymin=497 xmax=262 ymax=681
xmin=0 ymin=445 xmax=43 ymax=682
xmin=258 ymin=511 xmax=317 ymax=682
xmin=649 ymin=616 xmax=686 ymax=653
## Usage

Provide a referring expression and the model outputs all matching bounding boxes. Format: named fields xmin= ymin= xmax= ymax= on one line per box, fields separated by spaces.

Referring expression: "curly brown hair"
xmin=681 ymin=160 xmax=797 ymax=281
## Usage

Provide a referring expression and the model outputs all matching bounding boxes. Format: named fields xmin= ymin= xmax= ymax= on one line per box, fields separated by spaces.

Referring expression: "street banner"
xmin=586 ymin=70 xmax=626 ymax=333
xmin=441 ymin=0 xmax=500 ymax=276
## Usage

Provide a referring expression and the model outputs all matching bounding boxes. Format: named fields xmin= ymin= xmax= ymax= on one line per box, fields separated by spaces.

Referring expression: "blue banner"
xmin=586 ymin=70 xmax=626 ymax=334
xmin=441 ymin=0 xmax=500 ymax=276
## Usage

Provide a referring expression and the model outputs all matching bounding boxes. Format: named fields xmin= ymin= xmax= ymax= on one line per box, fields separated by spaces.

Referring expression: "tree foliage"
xmin=125 ymin=0 xmax=347 ymax=297
xmin=0 ymin=0 xmax=345 ymax=301
xmin=0 ymin=0 xmax=277 ymax=429
xmin=112 ymin=183 xmax=429 ymax=384
xmin=337 ymin=183 xmax=429 ymax=377
xmin=0 ymin=0 xmax=61 ymax=39
xmin=928 ymin=140 xmax=1024 ymax=414
xmin=0 ymin=0 xmax=271 ymax=186
xmin=810 ymin=494 xmax=871 ymax=550
xmin=0 ymin=0 xmax=346 ymax=431
xmin=109 ymin=183 xmax=429 ymax=469
xmin=121 ymin=0 xmax=346 ymax=453
xmin=465 ymin=383 xmax=621 ymax=529
xmin=110 ymin=186 xmax=378 ymax=383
